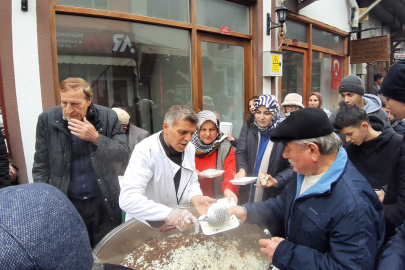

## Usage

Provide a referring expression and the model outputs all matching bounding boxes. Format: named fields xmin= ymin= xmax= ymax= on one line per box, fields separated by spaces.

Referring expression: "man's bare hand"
xmin=259 ymin=237 xmax=285 ymax=262
xmin=191 ymin=195 xmax=216 ymax=215
xmin=228 ymin=206 xmax=247 ymax=223
xmin=255 ymin=174 xmax=278 ymax=189
xmin=375 ymin=190 xmax=385 ymax=203
xmin=234 ymin=169 xmax=247 ymax=180
xmin=68 ymin=117 xmax=99 ymax=145
xmin=224 ymin=189 xmax=238 ymax=204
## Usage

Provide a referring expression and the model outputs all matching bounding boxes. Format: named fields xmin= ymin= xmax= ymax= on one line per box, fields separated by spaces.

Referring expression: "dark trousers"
xmin=70 ymin=195 xmax=119 ymax=248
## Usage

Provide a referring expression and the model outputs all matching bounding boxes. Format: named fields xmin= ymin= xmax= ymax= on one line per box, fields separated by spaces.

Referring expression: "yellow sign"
xmin=272 ymin=55 xmax=280 ymax=73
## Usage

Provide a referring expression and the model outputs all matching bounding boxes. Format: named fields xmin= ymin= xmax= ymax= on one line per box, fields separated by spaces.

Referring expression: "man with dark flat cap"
xmin=230 ymin=108 xmax=385 ymax=270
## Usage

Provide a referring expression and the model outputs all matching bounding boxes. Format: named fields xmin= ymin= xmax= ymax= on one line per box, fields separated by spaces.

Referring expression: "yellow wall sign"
xmin=272 ymin=55 xmax=280 ymax=73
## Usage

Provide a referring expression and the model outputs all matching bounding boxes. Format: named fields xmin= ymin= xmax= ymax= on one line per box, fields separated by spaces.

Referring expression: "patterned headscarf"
xmin=253 ymin=95 xmax=285 ymax=132
xmin=191 ymin=110 xmax=222 ymax=156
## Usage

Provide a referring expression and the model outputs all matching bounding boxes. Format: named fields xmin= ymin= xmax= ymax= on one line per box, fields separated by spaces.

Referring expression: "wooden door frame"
xmin=196 ymin=33 xmax=252 ymax=118
xmin=278 ymin=47 xmax=308 ymax=105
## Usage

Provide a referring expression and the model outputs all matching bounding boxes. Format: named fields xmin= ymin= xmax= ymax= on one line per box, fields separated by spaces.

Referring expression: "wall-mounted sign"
xmin=272 ymin=54 xmax=280 ymax=73
xmin=220 ymin=26 xmax=230 ymax=35
xmin=350 ymin=36 xmax=390 ymax=63
xmin=331 ymin=56 xmax=342 ymax=90
xmin=56 ymin=27 xmax=136 ymax=57
xmin=292 ymin=39 xmax=298 ymax=46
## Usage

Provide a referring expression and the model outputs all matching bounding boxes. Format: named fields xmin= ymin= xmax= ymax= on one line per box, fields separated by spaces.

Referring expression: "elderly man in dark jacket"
xmin=230 ymin=108 xmax=385 ymax=270
xmin=33 ymin=77 xmax=130 ymax=248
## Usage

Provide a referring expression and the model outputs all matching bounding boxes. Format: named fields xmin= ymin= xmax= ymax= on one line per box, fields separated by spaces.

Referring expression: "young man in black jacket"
xmin=380 ymin=60 xmax=405 ymax=242
xmin=333 ymin=105 xmax=402 ymax=193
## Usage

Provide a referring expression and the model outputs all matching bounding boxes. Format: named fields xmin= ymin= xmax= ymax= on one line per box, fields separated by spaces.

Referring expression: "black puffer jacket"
xmin=344 ymin=116 xmax=402 ymax=189
xmin=235 ymin=122 xmax=293 ymax=203
xmin=32 ymin=104 xmax=130 ymax=221
xmin=384 ymin=133 xmax=405 ymax=232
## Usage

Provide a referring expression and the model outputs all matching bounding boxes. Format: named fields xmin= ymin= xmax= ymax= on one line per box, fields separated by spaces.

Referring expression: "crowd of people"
xmin=1 ymin=60 xmax=405 ymax=269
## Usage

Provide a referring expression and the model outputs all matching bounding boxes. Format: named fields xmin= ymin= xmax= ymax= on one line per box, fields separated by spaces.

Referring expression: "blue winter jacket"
xmin=378 ymin=221 xmax=405 ymax=269
xmin=244 ymin=147 xmax=385 ymax=269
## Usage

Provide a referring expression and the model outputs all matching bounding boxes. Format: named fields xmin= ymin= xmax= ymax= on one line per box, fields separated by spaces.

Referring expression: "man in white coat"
xmin=119 ymin=105 xmax=216 ymax=231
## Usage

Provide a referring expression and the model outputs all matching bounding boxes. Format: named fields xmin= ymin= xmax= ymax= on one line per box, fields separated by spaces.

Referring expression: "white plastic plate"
xmin=200 ymin=169 xmax=225 ymax=178
xmin=199 ymin=215 xmax=239 ymax=236
xmin=230 ymin=177 xmax=258 ymax=185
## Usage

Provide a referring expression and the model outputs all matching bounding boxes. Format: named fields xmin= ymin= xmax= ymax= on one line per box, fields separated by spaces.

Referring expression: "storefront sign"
xmin=350 ymin=36 xmax=390 ymax=63
xmin=56 ymin=28 xmax=136 ymax=57
xmin=331 ymin=57 xmax=342 ymax=90
xmin=272 ymin=55 xmax=280 ymax=73
xmin=221 ymin=26 xmax=230 ymax=35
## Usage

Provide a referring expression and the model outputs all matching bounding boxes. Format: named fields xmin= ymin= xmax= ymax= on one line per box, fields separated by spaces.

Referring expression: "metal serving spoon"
xmin=199 ymin=203 xmax=231 ymax=227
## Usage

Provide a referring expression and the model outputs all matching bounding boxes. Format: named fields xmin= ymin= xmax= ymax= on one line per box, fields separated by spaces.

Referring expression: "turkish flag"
xmin=331 ymin=57 xmax=342 ymax=90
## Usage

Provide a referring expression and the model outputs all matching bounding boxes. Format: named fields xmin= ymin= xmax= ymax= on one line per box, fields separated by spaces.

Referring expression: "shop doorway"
xmin=197 ymin=34 xmax=251 ymax=137
xmin=280 ymin=48 xmax=307 ymax=105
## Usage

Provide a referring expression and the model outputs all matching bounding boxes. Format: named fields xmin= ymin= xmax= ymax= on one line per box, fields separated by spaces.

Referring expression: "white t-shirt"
xmin=300 ymin=173 xmax=325 ymax=195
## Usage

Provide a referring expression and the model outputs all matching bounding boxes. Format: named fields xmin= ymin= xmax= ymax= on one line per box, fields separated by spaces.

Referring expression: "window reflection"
xmin=201 ymin=41 xmax=244 ymax=138
xmin=196 ymin=0 xmax=249 ymax=34
xmin=312 ymin=28 xmax=344 ymax=53
xmin=311 ymin=52 xmax=341 ymax=112
xmin=281 ymin=50 xmax=304 ymax=102
xmin=56 ymin=15 xmax=192 ymax=134
xmin=55 ymin=0 xmax=190 ymax=23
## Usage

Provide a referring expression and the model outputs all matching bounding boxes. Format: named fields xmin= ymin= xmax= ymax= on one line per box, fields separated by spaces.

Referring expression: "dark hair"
xmin=374 ymin=73 xmax=383 ymax=82
xmin=333 ymin=104 xmax=369 ymax=130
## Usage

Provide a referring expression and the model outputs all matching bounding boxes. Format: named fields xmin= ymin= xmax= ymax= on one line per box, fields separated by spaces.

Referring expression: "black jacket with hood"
xmin=344 ymin=116 xmax=402 ymax=190
xmin=330 ymin=94 xmax=389 ymax=146
xmin=32 ymin=103 xmax=130 ymax=222
xmin=384 ymin=132 xmax=405 ymax=235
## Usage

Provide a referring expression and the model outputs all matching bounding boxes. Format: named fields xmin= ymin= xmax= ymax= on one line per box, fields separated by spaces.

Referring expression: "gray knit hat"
xmin=339 ymin=75 xmax=364 ymax=95
xmin=0 ymin=184 xmax=93 ymax=269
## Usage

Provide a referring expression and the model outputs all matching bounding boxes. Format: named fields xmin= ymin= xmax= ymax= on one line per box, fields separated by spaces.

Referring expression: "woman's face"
xmin=249 ymin=100 xmax=256 ymax=114
xmin=199 ymin=120 xmax=218 ymax=144
xmin=308 ymin=95 xmax=320 ymax=108
xmin=255 ymin=105 xmax=273 ymax=127
xmin=284 ymin=105 xmax=300 ymax=113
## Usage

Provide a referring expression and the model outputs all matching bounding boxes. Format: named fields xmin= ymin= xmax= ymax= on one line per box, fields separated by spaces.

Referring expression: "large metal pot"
xmin=93 ymin=205 xmax=271 ymax=267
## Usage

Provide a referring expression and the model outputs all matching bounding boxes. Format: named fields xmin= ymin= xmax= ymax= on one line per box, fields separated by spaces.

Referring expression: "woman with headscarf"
xmin=234 ymin=95 xmax=293 ymax=205
xmin=192 ymin=110 xmax=239 ymax=203
xmin=308 ymin=92 xmax=331 ymax=116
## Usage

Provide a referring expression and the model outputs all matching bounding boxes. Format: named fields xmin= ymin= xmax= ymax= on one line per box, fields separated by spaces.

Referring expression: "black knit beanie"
xmin=381 ymin=60 xmax=405 ymax=103
xmin=339 ymin=75 xmax=365 ymax=95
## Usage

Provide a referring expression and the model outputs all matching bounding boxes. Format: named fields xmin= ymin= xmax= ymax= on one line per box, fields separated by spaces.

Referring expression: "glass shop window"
xmin=55 ymin=0 xmax=190 ymax=23
xmin=196 ymin=0 xmax=249 ymax=34
xmin=311 ymin=51 xmax=342 ymax=112
xmin=312 ymin=28 xmax=344 ymax=53
xmin=56 ymin=15 xmax=192 ymax=134
xmin=284 ymin=20 xmax=307 ymax=43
